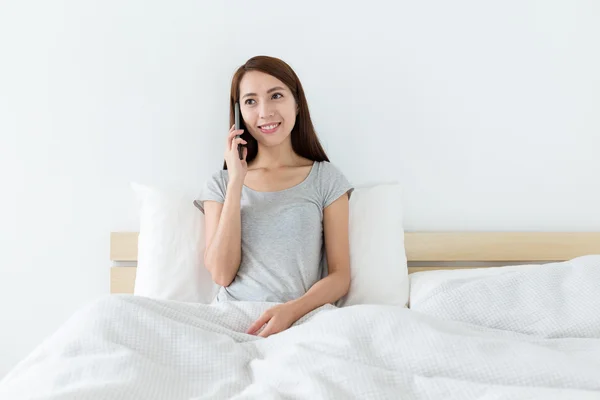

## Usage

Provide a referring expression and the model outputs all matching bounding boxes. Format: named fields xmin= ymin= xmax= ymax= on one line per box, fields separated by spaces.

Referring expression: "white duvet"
xmin=2 ymin=256 xmax=600 ymax=399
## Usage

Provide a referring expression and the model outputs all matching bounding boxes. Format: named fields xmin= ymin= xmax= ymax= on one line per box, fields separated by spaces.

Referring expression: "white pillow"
xmin=131 ymin=182 xmax=219 ymax=303
xmin=408 ymin=263 xmax=543 ymax=309
xmin=337 ymin=183 xmax=409 ymax=308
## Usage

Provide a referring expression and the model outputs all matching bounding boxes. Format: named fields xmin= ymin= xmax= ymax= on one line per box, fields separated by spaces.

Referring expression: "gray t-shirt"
xmin=194 ymin=161 xmax=354 ymax=303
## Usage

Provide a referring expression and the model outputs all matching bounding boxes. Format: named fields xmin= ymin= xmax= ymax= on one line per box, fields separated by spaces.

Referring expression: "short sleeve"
xmin=320 ymin=162 xmax=354 ymax=208
xmin=193 ymin=170 xmax=227 ymax=214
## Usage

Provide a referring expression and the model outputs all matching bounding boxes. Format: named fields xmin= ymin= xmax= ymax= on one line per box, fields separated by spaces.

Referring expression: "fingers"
xmin=258 ymin=321 xmax=276 ymax=338
xmin=227 ymin=125 xmax=244 ymax=145
xmin=247 ymin=313 xmax=271 ymax=335
xmin=230 ymin=137 xmax=247 ymax=151
xmin=226 ymin=125 xmax=235 ymax=145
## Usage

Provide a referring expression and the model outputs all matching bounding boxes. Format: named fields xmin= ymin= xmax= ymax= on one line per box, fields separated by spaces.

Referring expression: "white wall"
xmin=1 ymin=0 xmax=599 ymax=377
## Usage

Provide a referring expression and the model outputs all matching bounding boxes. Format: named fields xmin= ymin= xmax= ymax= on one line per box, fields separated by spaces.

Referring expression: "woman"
xmin=194 ymin=55 xmax=354 ymax=338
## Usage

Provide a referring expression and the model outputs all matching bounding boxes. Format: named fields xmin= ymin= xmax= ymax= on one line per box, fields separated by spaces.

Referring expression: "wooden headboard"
xmin=110 ymin=232 xmax=600 ymax=294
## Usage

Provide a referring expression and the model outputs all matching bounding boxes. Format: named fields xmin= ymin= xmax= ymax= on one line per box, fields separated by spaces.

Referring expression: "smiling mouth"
xmin=258 ymin=122 xmax=281 ymax=134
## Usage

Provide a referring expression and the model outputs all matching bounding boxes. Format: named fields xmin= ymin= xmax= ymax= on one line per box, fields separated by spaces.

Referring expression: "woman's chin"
xmin=256 ymin=133 xmax=291 ymax=147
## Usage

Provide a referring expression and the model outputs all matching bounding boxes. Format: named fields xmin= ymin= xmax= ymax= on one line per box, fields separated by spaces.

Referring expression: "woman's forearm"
xmin=204 ymin=180 xmax=243 ymax=287
xmin=287 ymin=270 xmax=351 ymax=320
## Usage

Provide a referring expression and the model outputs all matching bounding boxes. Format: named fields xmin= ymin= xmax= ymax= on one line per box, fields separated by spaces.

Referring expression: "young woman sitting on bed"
xmin=193 ymin=55 xmax=354 ymax=338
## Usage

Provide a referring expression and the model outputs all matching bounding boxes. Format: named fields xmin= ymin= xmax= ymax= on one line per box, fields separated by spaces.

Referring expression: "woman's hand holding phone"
xmin=225 ymin=124 xmax=248 ymax=184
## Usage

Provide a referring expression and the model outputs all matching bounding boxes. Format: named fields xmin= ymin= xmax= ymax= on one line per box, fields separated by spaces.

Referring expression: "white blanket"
xmin=2 ymin=268 xmax=600 ymax=399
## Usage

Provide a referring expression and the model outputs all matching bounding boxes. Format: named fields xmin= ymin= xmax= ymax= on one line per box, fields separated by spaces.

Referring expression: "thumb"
xmin=247 ymin=313 xmax=270 ymax=335
xmin=258 ymin=321 xmax=276 ymax=338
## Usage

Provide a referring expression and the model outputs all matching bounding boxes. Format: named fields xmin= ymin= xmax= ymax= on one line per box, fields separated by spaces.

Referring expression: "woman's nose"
xmin=259 ymin=104 xmax=275 ymax=118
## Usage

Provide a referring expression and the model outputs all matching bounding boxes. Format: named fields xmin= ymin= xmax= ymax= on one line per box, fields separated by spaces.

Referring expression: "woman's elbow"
xmin=338 ymin=271 xmax=351 ymax=297
xmin=203 ymin=261 xmax=233 ymax=288
xmin=213 ymin=273 xmax=234 ymax=287
xmin=205 ymin=262 xmax=235 ymax=287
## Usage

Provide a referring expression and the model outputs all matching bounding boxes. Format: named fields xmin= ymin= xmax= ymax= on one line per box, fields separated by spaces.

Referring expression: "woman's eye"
xmin=272 ymin=93 xmax=283 ymax=100
xmin=244 ymin=99 xmax=256 ymax=105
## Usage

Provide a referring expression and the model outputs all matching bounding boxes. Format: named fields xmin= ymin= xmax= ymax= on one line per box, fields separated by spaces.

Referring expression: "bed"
xmin=1 ymin=231 xmax=600 ymax=399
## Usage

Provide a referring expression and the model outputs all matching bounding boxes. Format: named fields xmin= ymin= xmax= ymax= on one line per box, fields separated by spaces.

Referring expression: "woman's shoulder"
xmin=209 ymin=168 xmax=229 ymax=180
xmin=312 ymin=161 xmax=354 ymax=206
xmin=314 ymin=160 xmax=347 ymax=179
xmin=205 ymin=169 xmax=229 ymax=189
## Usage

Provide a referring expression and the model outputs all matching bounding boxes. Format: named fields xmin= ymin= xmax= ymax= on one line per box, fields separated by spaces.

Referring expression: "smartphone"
xmin=234 ymin=102 xmax=244 ymax=160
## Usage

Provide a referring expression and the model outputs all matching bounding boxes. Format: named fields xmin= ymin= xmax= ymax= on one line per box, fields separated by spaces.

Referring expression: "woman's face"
xmin=238 ymin=71 xmax=298 ymax=148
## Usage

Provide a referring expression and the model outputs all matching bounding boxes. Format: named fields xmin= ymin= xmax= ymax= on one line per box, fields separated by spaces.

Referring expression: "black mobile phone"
xmin=234 ymin=102 xmax=244 ymax=160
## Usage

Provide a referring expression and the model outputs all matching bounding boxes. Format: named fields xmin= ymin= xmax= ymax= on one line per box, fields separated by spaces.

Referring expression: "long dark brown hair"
xmin=223 ymin=55 xmax=329 ymax=170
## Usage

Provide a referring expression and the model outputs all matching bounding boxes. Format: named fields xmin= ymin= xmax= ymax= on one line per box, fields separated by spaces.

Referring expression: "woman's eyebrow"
xmin=241 ymin=86 xmax=286 ymax=99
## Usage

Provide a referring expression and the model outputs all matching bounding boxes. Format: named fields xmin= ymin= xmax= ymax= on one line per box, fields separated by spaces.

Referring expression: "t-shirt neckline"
xmin=242 ymin=161 xmax=317 ymax=194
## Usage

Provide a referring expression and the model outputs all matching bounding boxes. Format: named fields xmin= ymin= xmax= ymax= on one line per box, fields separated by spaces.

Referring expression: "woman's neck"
xmin=251 ymin=140 xmax=301 ymax=170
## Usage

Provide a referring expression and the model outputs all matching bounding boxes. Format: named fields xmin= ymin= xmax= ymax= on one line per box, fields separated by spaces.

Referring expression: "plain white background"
xmin=1 ymin=0 xmax=599 ymax=377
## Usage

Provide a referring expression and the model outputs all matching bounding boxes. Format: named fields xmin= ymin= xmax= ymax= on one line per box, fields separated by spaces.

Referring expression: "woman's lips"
xmin=258 ymin=122 xmax=281 ymax=134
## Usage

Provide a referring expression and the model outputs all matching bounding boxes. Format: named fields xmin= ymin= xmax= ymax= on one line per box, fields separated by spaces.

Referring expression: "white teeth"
xmin=261 ymin=123 xmax=279 ymax=130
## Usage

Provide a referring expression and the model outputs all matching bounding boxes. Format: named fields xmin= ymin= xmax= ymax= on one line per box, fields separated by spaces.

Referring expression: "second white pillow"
xmin=337 ymin=183 xmax=408 ymax=308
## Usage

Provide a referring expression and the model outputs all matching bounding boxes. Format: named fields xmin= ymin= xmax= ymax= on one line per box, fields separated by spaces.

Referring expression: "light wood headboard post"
xmin=110 ymin=232 xmax=139 ymax=294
